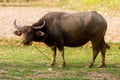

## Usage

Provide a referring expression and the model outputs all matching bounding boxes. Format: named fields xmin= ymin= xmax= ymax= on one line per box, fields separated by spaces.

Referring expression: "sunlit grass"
xmin=0 ymin=39 xmax=120 ymax=79
xmin=0 ymin=0 xmax=120 ymax=16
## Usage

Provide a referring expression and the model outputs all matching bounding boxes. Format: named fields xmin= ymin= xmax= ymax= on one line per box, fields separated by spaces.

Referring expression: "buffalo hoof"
xmin=59 ymin=62 xmax=66 ymax=68
xmin=88 ymin=64 xmax=93 ymax=68
xmin=98 ymin=64 xmax=106 ymax=68
xmin=48 ymin=63 xmax=55 ymax=67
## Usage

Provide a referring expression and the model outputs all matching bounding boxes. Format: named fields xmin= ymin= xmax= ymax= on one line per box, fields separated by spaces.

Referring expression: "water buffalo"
xmin=13 ymin=11 xmax=109 ymax=68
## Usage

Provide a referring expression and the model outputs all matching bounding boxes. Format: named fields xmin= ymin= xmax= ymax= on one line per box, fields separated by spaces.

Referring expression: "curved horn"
xmin=14 ymin=19 xmax=22 ymax=29
xmin=33 ymin=20 xmax=45 ymax=29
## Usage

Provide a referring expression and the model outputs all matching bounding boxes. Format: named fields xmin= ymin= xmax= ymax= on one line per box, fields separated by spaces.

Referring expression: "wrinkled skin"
xmin=14 ymin=11 xmax=110 ymax=68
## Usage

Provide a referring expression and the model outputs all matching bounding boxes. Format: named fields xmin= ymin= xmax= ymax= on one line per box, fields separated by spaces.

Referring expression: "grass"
xmin=0 ymin=39 xmax=120 ymax=79
xmin=0 ymin=0 xmax=120 ymax=16
xmin=30 ymin=0 xmax=120 ymax=16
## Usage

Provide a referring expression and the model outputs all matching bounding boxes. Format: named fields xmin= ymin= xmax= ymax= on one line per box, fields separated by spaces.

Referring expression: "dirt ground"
xmin=0 ymin=7 xmax=120 ymax=42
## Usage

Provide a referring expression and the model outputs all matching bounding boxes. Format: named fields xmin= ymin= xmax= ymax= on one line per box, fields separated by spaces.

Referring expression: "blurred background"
xmin=0 ymin=0 xmax=120 ymax=42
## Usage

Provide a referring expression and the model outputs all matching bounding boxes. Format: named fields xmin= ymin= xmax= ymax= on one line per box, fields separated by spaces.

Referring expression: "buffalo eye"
xmin=36 ymin=31 xmax=45 ymax=37
xmin=13 ymin=30 xmax=22 ymax=36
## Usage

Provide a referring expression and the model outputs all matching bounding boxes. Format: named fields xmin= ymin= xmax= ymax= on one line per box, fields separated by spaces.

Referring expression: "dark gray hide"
xmin=14 ymin=11 xmax=109 ymax=68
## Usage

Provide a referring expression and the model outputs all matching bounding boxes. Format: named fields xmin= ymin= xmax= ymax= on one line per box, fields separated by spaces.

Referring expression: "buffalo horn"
xmin=14 ymin=19 xmax=22 ymax=29
xmin=33 ymin=20 xmax=45 ymax=29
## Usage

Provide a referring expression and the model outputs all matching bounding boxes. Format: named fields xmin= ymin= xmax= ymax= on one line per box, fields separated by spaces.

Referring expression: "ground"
xmin=0 ymin=7 xmax=120 ymax=42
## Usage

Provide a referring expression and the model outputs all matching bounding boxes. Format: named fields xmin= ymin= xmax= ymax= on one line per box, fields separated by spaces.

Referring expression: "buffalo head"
xmin=13 ymin=20 xmax=46 ymax=45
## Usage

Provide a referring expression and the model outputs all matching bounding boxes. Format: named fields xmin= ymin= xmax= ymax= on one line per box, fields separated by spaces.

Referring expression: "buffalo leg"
xmin=58 ymin=46 xmax=66 ymax=67
xmin=89 ymin=41 xmax=100 ymax=68
xmin=99 ymin=39 xmax=106 ymax=67
xmin=50 ymin=46 xmax=57 ymax=66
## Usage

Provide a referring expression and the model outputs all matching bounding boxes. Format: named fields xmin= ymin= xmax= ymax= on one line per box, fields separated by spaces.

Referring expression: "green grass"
xmin=27 ymin=0 xmax=120 ymax=11
xmin=0 ymin=39 xmax=120 ymax=79
xmin=0 ymin=0 xmax=120 ymax=16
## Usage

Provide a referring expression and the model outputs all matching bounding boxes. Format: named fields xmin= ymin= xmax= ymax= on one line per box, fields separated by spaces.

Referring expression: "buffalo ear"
xmin=13 ymin=30 xmax=22 ymax=36
xmin=36 ymin=31 xmax=45 ymax=37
